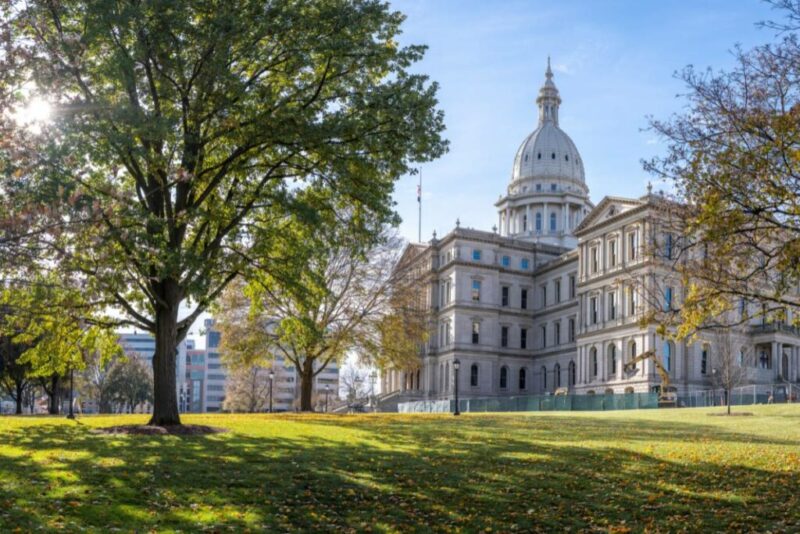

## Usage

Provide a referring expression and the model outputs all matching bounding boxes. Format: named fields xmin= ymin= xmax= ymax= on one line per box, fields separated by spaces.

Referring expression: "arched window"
xmin=535 ymin=213 xmax=542 ymax=232
xmin=568 ymin=361 xmax=576 ymax=386
xmin=608 ymin=344 xmax=617 ymax=376
xmin=523 ymin=214 xmax=528 ymax=232
xmin=629 ymin=341 xmax=637 ymax=359
xmin=541 ymin=365 xmax=547 ymax=390
xmin=470 ymin=364 xmax=479 ymax=387
xmin=663 ymin=341 xmax=673 ymax=372
xmin=500 ymin=366 xmax=508 ymax=389
xmin=591 ymin=347 xmax=598 ymax=377
xmin=519 ymin=368 xmax=527 ymax=390
xmin=550 ymin=212 xmax=557 ymax=232
xmin=554 ymin=363 xmax=561 ymax=388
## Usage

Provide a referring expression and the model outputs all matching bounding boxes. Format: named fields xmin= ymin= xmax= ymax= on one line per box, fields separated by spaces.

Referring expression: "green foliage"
xmin=2 ymin=0 xmax=446 ymax=422
xmin=1 ymin=407 xmax=800 ymax=531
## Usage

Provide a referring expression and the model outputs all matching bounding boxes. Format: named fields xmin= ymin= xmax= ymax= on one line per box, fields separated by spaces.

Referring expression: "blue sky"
xmin=390 ymin=0 xmax=780 ymax=242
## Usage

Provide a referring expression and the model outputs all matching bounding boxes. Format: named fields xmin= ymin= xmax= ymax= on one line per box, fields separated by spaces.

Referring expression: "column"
xmin=772 ymin=341 xmax=779 ymax=376
xmin=526 ymin=205 xmax=532 ymax=234
xmin=543 ymin=203 xmax=548 ymax=234
xmin=505 ymin=208 xmax=510 ymax=236
xmin=563 ymin=204 xmax=569 ymax=233
xmin=498 ymin=211 xmax=502 ymax=235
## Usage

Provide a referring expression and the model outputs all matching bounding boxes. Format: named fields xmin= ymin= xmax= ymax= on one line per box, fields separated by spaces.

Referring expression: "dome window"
xmin=524 ymin=154 xmax=529 ymax=162
xmin=551 ymin=152 xmax=556 ymax=159
xmin=565 ymin=155 xmax=569 ymax=161
xmin=537 ymin=152 xmax=541 ymax=160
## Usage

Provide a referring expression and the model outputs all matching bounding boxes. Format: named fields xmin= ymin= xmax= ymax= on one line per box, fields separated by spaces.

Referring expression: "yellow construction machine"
xmin=623 ymin=350 xmax=678 ymax=407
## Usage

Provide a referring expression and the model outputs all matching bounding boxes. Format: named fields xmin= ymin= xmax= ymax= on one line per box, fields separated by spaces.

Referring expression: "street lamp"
xmin=369 ymin=370 xmax=377 ymax=412
xmin=453 ymin=359 xmax=461 ymax=416
xmin=711 ymin=368 xmax=718 ymax=406
xmin=268 ymin=370 xmax=274 ymax=413
xmin=324 ymin=384 xmax=330 ymax=413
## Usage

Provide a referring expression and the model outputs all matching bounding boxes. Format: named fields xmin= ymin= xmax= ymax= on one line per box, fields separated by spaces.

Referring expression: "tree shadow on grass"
xmin=0 ymin=418 xmax=798 ymax=532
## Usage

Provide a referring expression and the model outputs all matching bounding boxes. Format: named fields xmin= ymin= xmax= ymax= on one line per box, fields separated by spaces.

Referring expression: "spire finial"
xmin=647 ymin=181 xmax=653 ymax=196
xmin=537 ymin=57 xmax=561 ymax=126
xmin=546 ymin=56 xmax=552 ymax=78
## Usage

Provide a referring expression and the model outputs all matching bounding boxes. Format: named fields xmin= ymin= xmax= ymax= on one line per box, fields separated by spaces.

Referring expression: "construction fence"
xmin=398 ymin=392 xmax=659 ymax=414
xmin=677 ymin=383 xmax=799 ymax=408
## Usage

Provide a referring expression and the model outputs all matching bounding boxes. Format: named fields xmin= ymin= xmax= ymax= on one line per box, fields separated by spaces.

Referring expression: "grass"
xmin=1 ymin=406 xmax=799 ymax=533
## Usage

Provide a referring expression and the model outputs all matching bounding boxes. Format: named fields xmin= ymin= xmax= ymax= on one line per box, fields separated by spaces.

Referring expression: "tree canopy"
xmin=0 ymin=0 xmax=446 ymax=424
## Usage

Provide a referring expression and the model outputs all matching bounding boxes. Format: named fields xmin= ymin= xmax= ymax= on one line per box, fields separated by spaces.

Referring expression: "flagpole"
xmin=418 ymin=168 xmax=422 ymax=243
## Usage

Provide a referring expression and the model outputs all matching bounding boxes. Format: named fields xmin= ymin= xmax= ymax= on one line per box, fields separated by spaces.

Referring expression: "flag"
xmin=417 ymin=184 xmax=421 ymax=203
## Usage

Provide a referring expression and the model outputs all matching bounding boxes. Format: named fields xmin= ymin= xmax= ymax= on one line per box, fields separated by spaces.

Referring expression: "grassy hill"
xmin=1 ymin=405 xmax=799 ymax=532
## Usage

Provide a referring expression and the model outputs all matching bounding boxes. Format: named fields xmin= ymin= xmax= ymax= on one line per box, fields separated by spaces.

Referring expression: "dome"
xmin=511 ymin=122 xmax=585 ymax=183
xmin=510 ymin=58 xmax=585 ymax=185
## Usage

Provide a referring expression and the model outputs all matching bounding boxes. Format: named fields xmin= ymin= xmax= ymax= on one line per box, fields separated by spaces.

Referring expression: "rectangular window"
xmin=520 ymin=328 xmax=527 ymax=349
xmin=501 ymin=326 xmax=508 ymax=348
xmin=521 ymin=289 xmax=528 ymax=310
xmin=591 ymin=247 xmax=599 ymax=273
xmin=569 ymin=275 xmax=576 ymax=298
xmin=664 ymin=287 xmax=673 ymax=311
xmin=536 ymin=184 xmax=542 ymax=192
xmin=555 ymin=280 xmax=561 ymax=303
xmin=628 ymin=231 xmax=638 ymax=260
xmin=521 ymin=258 xmax=530 ymax=270
xmin=665 ymin=233 xmax=673 ymax=259
xmin=609 ymin=240 xmax=617 ymax=267
xmin=609 ymin=292 xmax=616 ymax=320
xmin=541 ymin=325 xmax=547 ymax=348
xmin=555 ymin=322 xmax=561 ymax=345
xmin=551 ymin=183 xmax=557 ymax=191
xmin=568 ymin=318 xmax=575 ymax=342
xmin=472 ymin=322 xmax=480 ymax=344
xmin=502 ymin=255 xmax=510 ymax=267
xmin=472 ymin=249 xmax=481 ymax=261
xmin=502 ymin=286 xmax=509 ymax=307
xmin=541 ymin=285 xmax=547 ymax=308
xmin=629 ymin=287 xmax=638 ymax=315
xmin=590 ymin=297 xmax=598 ymax=324
xmin=472 ymin=280 xmax=481 ymax=302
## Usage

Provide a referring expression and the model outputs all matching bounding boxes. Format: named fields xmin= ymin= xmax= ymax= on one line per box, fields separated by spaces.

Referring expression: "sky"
xmin=389 ymin=0 xmax=781 ymax=243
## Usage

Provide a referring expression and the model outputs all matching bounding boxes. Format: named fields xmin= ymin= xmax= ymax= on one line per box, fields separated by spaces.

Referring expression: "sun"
xmin=12 ymin=96 xmax=53 ymax=133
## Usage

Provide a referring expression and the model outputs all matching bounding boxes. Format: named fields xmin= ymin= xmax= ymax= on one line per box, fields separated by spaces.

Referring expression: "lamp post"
xmin=324 ymin=384 xmax=330 ymax=413
xmin=711 ymin=368 xmax=718 ymax=406
xmin=453 ymin=359 xmax=461 ymax=416
xmin=369 ymin=370 xmax=377 ymax=412
xmin=268 ymin=370 xmax=274 ymax=413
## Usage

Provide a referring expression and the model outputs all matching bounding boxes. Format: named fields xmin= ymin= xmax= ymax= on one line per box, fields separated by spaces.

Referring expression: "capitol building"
xmin=381 ymin=61 xmax=800 ymax=406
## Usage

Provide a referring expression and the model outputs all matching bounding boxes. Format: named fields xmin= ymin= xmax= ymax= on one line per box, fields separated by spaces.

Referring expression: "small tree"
xmin=0 ymin=334 xmax=31 ymax=415
xmin=105 ymin=357 xmax=153 ymax=414
xmin=709 ymin=329 xmax=749 ymax=415
xmin=216 ymin=220 xmax=426 ymax=411
xmin=222 ymin=365 xmax=270 ymax=413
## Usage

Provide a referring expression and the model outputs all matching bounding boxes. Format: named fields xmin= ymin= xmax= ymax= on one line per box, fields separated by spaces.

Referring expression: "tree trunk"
xmin=47 ymin=375 xmax=60 ymax=415
xmin=149 ymin=290 xmax=182 ymax=426
xmin=726 ymin=389 xmax=731 ymax=415
xmin=299 ymin=358 xmax=315 ymax=412
xmin=14 ymin=381 xmax=23 ymax=415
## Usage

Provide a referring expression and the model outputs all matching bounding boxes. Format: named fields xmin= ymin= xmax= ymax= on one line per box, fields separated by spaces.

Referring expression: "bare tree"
xmin=339 ymin=364 xmax=369 ymax=408
xmin=709 ymin=329 xmax=749 ymax=415
xmin=223 ymin=366 xmax=270 ymax=413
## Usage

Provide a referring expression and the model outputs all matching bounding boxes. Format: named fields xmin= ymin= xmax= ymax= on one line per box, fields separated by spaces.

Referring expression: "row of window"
xmin=587 ymin=287 xmax=641 ymax=325
xmin=472 ymin=249 xmax=530 ymax=270
xmin=470 ymin=319 xmax=576 ymax=349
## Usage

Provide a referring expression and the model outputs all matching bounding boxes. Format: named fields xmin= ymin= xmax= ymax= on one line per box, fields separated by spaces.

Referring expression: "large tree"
xmin=0 ymin=0 xmax=445 ymax=424
xmin=645 ymin=1 xmax=800 ymax=335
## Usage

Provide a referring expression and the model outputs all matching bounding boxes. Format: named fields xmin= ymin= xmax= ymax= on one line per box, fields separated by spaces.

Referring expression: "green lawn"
xmin=1 ymin=406 xmax=799 ymax=533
